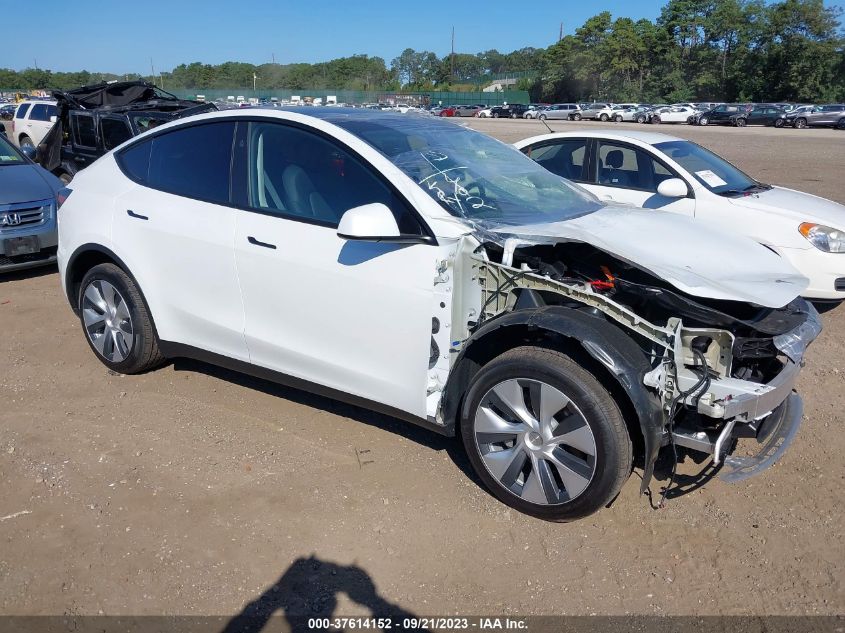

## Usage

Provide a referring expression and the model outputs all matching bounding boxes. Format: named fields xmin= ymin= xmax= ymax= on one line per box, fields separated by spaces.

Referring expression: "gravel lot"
xmin=1 ymin=118 xmax=843 ymax=619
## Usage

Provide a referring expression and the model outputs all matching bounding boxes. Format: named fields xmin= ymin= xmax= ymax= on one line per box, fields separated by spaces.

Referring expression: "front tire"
xmin=460 ymin=346 xmax=632 ymax=521
xmin=636 ymin=115 xmax=646 ymax=124
xmin=572 ymin=113 xmax=582 ymax=121
xmin=613 ymin=114 xmax=623 ymax=122
xmin=599 ymin=113 xmax=609 ymax=122
xmin=794 ymin=117 xmax=807 ymax=129
xmin=18 ymin=135 xmax=34 ymax=150
xmin=492 ymin=112 xmax=499 ymax=119
xmin=698 ymin=116 xmax=709 ymax=126
xmin=651 ymin=115 xmax=661 ymax=124
xmin=774 ymin=119 xmax=785 ymax=128
xmin=78 ymin=263 xmax=165 ymax=374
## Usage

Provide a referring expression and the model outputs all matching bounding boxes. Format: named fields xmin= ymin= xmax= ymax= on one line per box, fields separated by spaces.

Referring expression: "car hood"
xmin=726 ymin=186 xmax=845 ymax=229
xmin=484 ymin=205 xmax=808 ymax=308
xmin=0 ymin=163 xmax=60 ymax=204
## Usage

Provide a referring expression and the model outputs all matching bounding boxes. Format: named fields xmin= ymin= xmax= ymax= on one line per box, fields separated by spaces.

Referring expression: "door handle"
xmin=126 ymin=209 xmax=148 ymax=220
xmin=247 ymin=236 xmax=276 ymax=249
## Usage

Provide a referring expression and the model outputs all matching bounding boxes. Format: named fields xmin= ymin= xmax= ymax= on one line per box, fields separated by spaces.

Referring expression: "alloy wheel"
xmin=81 ymin=279 xmax=134 ymax=363
xmin=473 ymin=378 xmax=597 ymax=505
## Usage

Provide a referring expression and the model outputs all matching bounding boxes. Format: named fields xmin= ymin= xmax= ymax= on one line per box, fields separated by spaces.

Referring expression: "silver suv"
xmin=574 ymin=103 xmax=614 ymax=121
xmin=787 ymin=104 xmax=845 ymax=129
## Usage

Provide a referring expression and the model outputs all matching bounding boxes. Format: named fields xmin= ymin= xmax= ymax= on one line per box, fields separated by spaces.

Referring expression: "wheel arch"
xmin=441 ymin=305 xmax=663 ymax=493
xmin=65 ymin=244 xmax=134 ymax=315
xmin=65 ymin=242 xmax=165 ymax=355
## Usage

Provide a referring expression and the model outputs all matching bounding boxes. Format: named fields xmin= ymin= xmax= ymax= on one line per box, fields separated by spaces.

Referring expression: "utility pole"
xmin=253 ymin=72 xmax=257 ymax=94
xmin=559 ymin=22 xmax=563 ymax=42
xmin=272 ymin=52 xmax=275 ymax=64
xmin=150 ymin=58 xmax=156 ymax=87
xmin=34 ymin=58 xmax=38 ymax=70
xmin=450 ymin=26 xmax=455 ymax=80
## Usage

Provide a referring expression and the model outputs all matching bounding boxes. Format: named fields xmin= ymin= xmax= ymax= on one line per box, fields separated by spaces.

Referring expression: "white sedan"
xmin=515 ymin=130 xmax=845 ymax=300
xmin=648 ymin=106 xmax=699 ymax=124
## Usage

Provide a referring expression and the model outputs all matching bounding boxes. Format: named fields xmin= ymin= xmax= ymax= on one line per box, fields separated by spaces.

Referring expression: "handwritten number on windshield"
xmin=418 ymin=151 xmax=494 ymax=214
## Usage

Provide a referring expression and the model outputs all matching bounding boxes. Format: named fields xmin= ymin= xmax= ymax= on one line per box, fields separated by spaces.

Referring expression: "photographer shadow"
xmin=222 ymin=555 xmax=430 ymax=633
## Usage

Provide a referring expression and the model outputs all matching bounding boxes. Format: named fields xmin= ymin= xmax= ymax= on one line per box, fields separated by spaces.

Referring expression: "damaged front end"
xmin=458 ymin=238 xmax=820 ymax=493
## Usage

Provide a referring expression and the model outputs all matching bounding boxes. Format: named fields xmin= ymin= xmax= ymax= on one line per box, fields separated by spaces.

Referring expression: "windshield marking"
xmin=417 ymin=150 xmax=495 ymax=214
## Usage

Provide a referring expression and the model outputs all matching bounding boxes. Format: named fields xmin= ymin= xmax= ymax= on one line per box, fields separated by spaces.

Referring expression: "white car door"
xmin=231 ymin=120 xmax=438 ymax=418
xmin=112 ymin=120 xmax=250 ymax=362
xmin=587 ymin=139 xmax=696 ymax=216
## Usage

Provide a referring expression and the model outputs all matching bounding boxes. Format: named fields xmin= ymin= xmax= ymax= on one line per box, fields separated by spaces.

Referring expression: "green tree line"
xmin=2 ymin=0 xmax=842 ymax=102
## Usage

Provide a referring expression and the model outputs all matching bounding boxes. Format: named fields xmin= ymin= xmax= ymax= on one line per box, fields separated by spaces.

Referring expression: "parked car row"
xmin=512 ymin=101 xmax=845 ymax=130
xmin=3 ymin=104 xmax=841 ymax=522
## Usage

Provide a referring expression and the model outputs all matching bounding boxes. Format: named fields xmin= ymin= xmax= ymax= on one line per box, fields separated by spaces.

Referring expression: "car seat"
xmin=600 ymin=150 xmax=632 ymax=186
xmin=282 ymin=164 xmax=335 ymax=222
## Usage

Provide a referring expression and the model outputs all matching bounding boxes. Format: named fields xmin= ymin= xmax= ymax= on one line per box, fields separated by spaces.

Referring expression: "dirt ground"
xmin=1 ymin=118 xmax=843 ymax=619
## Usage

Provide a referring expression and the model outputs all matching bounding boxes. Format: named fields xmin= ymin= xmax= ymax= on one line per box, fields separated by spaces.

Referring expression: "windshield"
xmin=330 ymin=113 xmax=602 ymax=227
xmin=654 ymin=140 xmax=763 ymax=195
xmin=0 ymin=135 xmax=24 ymax=165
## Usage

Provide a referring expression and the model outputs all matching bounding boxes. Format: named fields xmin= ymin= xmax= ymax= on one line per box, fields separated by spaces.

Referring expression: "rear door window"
xmin=522 ymin=139 xmax=588 ymax=182
xmin=15 ymin=104 xmax=30 ymax=119
xmin=29 ymin=104 xmax=56 ymax=121
xmin=119 ymin=121 xmax=236 ymax=205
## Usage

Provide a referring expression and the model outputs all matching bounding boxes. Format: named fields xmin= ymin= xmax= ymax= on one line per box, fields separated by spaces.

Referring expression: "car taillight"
xmin=57 ymin=187 xmax=72 ymax=209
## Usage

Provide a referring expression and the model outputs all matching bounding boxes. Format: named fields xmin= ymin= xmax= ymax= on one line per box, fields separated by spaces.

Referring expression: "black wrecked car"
xmin=689 ymin=103 xmax=752 ymax=126
xmin=37 ymin=81 xmax=216 ymax=184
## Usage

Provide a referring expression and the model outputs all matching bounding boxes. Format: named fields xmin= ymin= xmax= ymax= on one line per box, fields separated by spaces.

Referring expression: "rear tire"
xmin=18 ymin=135 xmax=33 ymax=150
xmin=794 ymin=118 xmax=807 ymax=129
xmin=599 ymin=113 xmax=609 ymax=122
xmin=735 ymin=118 xmax=747 ymax=127
xmin=78 ymin=263 xmax=165 ymax=375
xmin=836 ymin=118 xmax=845 ymax=130
xmin=572 ymin=113 xmax=582 ymax=121
xmin=636 ymin=115 xmax=646 ymax=124
xmin=492 ymin=112 xmax=499 ymax=119
xmin=651 ymin=115 xmax=661 ymax=124
xmin=613 ymin=114 xmax=623 ymax=122
xmin=774 ymin=119 xmax=785 ymax=128
xmin=460 ymin=346 xmax=632 ymax=521
xmin=698 ymin=116 xmax=709 ymax=126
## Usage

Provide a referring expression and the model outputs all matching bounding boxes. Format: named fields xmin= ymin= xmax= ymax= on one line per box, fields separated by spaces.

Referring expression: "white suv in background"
xmin=12 ymin=100 xmax=58 ymax=150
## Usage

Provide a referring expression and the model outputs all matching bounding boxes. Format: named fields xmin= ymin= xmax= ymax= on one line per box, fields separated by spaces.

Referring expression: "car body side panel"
xmin=110 ymin=183 xmax=249 ymax=362
xmin=234 ymin=211 xmax=441 ymax=418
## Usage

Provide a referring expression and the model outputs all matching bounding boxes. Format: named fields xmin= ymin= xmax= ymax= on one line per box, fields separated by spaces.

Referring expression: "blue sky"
xmin=8 ymin=0 xmax=845 ymax=74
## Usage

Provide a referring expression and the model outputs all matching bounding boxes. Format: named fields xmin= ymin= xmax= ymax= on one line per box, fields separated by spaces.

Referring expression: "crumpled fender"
xmin=443 ymin=303 xmax=664 ymax=494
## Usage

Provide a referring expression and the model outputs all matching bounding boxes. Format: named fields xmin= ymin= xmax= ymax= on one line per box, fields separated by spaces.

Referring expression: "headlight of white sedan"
xmin=799 ymin=223 xmax=845 ymax=253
